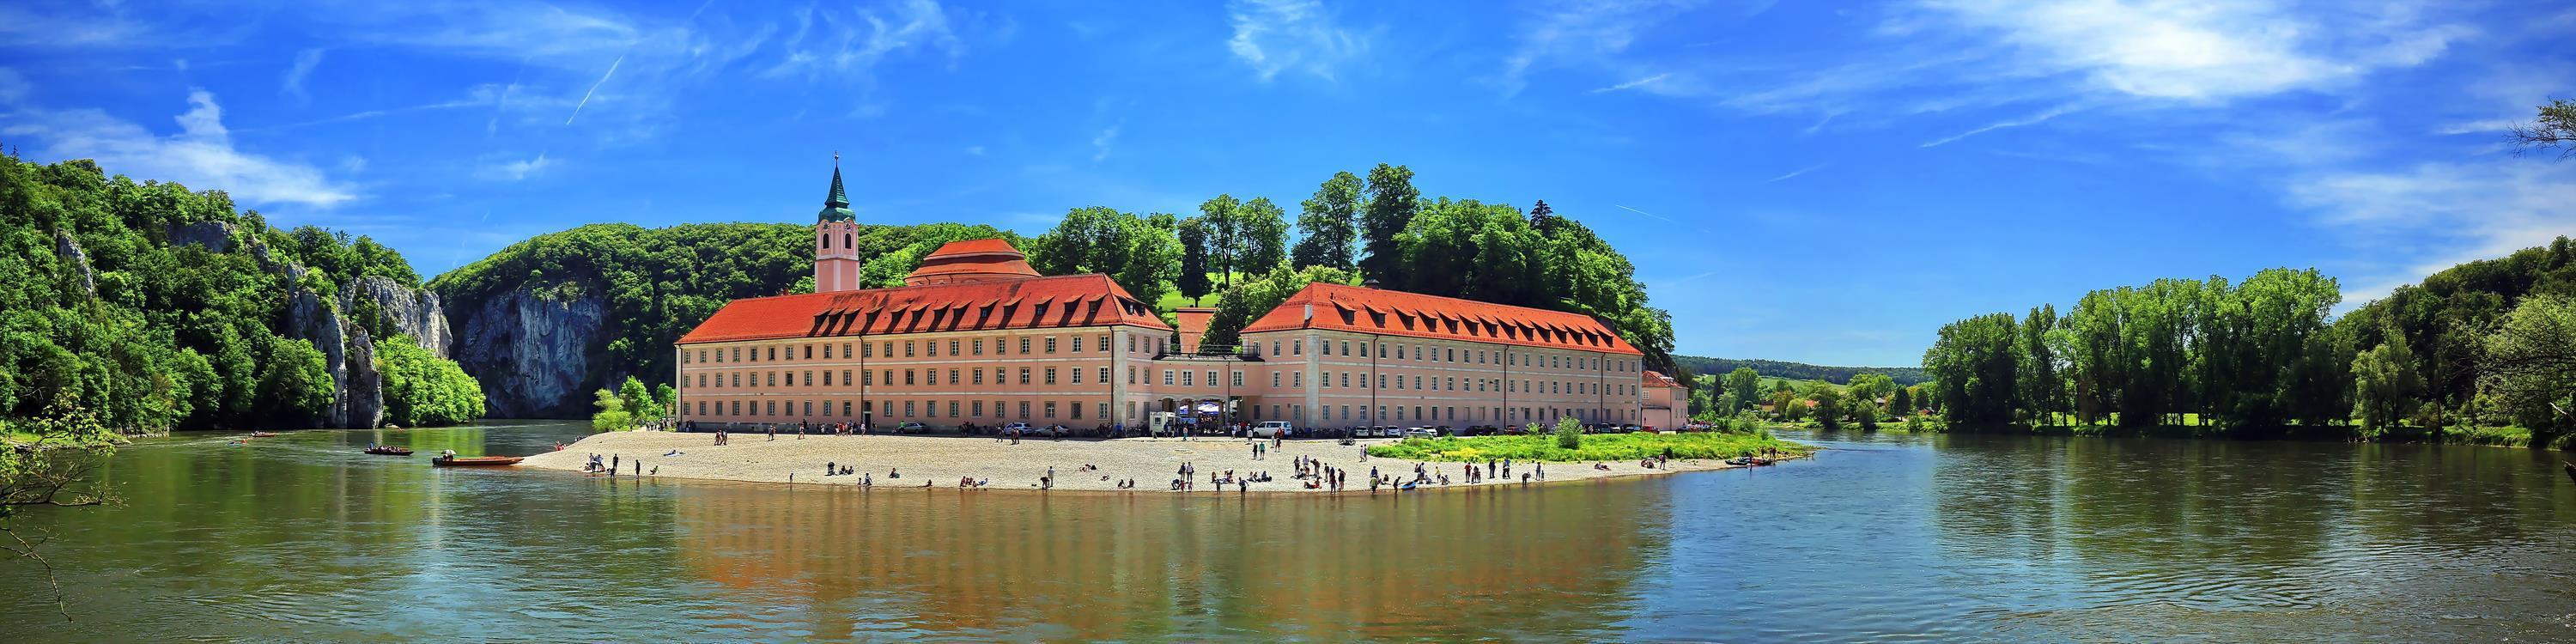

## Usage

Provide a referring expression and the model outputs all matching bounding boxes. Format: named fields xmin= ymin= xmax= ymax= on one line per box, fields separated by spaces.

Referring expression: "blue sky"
xmin=2 ymin=0 xmax=2570 ymax=366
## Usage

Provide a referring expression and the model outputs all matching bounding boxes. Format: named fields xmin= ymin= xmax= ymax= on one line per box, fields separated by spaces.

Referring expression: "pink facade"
xmin=671 ymin=163 xmax=1653 ymax=432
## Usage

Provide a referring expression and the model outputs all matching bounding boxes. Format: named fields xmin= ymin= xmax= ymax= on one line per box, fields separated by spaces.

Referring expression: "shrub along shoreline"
xmin=1364 ymin=431 xmax=1810 ymax=463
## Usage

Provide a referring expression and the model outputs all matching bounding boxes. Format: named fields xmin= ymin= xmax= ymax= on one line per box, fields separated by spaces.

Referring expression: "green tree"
xmin=1238 ymin=197 xmax=1289 ymax=276
xmin=377 ymin=335 xmax=486 ymax=427
xmin=1553 ymin=416 xmax=1583 ymax=449
xmin=1724 ymin=368 xmax=1760 ymax=413
xmin=1808 ymin=384 xmax=1844 ymax=430
xmin=2481 ymin=295 xmax=2576 ymax=440
xmin=617 ymin=375 xmax=655 ymax=422
xmin=590 ymin=387 xmax=633 ymax=433
xmin=1923 ymin=313 xmax=2020 ymax=425
xmin=1199 ymin=264 xmax=1359 ymax=348
xmin=1028 ymin=207 xmax=1180 ymax=307
xmin=1176 ymin=218 xmax=1213 ymax=305
xmin=2352 ymin=331 xmax=2422 ymax=434
xmin=2017 ymin=304 xmax=2063 ymax=425
xmin=2507 ymin=98 xmax=2576 ymax=158
xmin=1196 ymin=195 xmax=1244 ymax=285
xmin=257 ymin=338 xmax=335 ymax=428
xmin=1291 ymin=171 xmax=1361 ymax=270
xmin=1357 ymin=163 xmax=1419 ymax=280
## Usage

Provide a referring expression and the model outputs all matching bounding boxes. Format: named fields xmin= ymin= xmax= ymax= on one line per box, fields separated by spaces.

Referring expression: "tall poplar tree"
xmin=1358 ymin=163 xmax=1418 ymax=281
xmin=1291 ymin=171 xmax=1362 ymax=270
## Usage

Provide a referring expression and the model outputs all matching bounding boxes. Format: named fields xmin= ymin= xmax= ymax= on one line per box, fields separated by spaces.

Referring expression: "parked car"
xmin=1619 ymin=423 xmax=1642 ymax=433
xmin=1402 ymin=427 xmax=1437 ymax=439
xmin=1002 ymin=422 xmax=1031 ymax=435
xmin=1252 ymin=421 xmax=1295 ymax=438
xmin=1501 ymin=424 xmax=1527 ymax=434
xmin=896 ymin=422 xmax=927 ymax=434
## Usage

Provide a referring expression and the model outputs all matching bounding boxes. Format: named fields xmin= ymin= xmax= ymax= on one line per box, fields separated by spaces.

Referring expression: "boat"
xmin=364 ymin=447 xmax=413 ymax=456
xmin=247 ymin=432 xmax=279 ymax=438
xmin=2563 ymin=460 xmax=2574 ymax=484
xmin=430 ymin=456 xmax=523 ymax=467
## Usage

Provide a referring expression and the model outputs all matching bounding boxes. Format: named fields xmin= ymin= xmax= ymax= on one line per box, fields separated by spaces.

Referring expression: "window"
xmin=1321 ymin=341 xmax=1332 ymax=356
xmin=1320 ymin=371 xmax=1331 ymax=388
xmin=1231 ymin=370 xmax=1244 ymax=387
xmin=905 ymin=341 xmax=915 ymax=357
xmin=973 ymin=400 xmax=985 ymax=416
xmin=1129 ymin=367 xmax=1138 ymax=385
xmin=1292 ymin=373 xmax=1302 ymax=387
xmin=1046 ymin=337 xmax=1058 ymax=354
xmin=841 ymin=370 xmax=852 ymax=386
xmin=1340 ymin=373 xmax=1350 ymax=388
xmin=843 ymin=401 xmax=853 ymax=416
xmin=973 ymin=369 xmax=985 ymax=385
xmin=925 ymin=341 xmax=937 ymax=357
xmin=1099 ymin=367 xmax=1109 ymax=383
xmin=1097 ymin=335 xmax=1108 ymax=353
xmin=904 ymin=369 xmax=916 ymax=386
xmin=949 ymin=339 xmax=959 ymax=356
xmin=1072 ymin=337 xmax=1084 ymax=353
xmin=804 ymin=345 xmax=813 ymax=359
xmin=1272 ymin=373 xmax=1281 ymax=387
xmin=1098 ymin=403 xmax=1109 ymax=420
xmin=1046 ymin=368 xmax=1059 ymax=385
xmin=974 ymin=338 xmax=985 ymax=355
xmin=948 ymin=368 xmax=960 ymax=385
xmin=1206 ymin=371 xmax=1217 ymax=387
xmin=1018 ymin=401 xmax=1030 ymax=418
xmin=769 ymin=347 xmax=777 ymax=361
xmin=1340 ymin=340 xmax=1350 ymax=355
xmin=767 ymin=400 xmax=776 ymax=416
xmin=1020 ymin=337 xmax=1032 ymax=354
xmin=1292 ymin=340 xmax=1303 ymax=355
xmin=1072 ymin=368 xmax=1084 ymax=384
xmin=1070 ymin=401 xmax=1082 ymax=419
xmin=842 ymin=343 xmax=852 ymax=358
xmin=1165 ymin=370 xmax=1176 ymax=386
xmin=948 ymin=400 xmax=959 ymax=417
xmin=1019 ymin=368 xmax=1032 ymax=385
xmin=1045 ymin=401 xmax=1058 ymax=418
xmin=905 ymin=400 xmax=915 ymax=416
xmin=1182 ymin=371 xmax=1194 ymax=386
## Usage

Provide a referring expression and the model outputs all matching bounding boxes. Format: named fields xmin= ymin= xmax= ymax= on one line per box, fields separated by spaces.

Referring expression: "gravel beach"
xmin=519 ymin=430 xmax=1783 ymax=493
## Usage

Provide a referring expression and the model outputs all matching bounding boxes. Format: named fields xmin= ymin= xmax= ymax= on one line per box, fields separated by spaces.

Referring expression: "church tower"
xmin=814 ymin=155 xmax=862 ymax=293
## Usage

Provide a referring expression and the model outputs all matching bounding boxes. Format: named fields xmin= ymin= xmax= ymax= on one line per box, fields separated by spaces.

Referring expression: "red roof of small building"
xmin=1173 ymin=307 xmax=1216 ymax=352
xmin=927 ymin=238 xmax=1021 ymax=257
xmin=679 ymin=274 xmax=1169 ymax=344
xmin=1642 ymin=370 xmax=1680 ymax=387
xmin=1239 ymin=283 xmax=1642 ymax=355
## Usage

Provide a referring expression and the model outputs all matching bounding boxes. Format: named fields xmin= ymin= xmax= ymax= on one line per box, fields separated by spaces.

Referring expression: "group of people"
xmin=581 ymin=453 xmax=649 ymax=477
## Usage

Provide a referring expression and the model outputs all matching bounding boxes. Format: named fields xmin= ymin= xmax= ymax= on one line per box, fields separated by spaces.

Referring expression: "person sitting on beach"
xmin=665 ymin=449 xmax=683 ymax=456
xmin=888 ymin=468 xmax=900 ymax=478
xmin=827 ymin=461 xmax=836 ymax=476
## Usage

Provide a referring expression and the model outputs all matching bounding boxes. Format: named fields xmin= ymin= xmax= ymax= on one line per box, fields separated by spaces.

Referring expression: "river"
xmin=1 ymin=422 xmax=2570 ymax=641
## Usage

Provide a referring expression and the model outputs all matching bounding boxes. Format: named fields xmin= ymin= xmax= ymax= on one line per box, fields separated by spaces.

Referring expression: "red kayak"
xmin=430 ymin=456 xmax=522 ymax=467
xmin=364 ymin=447 xmax=413 ymax=456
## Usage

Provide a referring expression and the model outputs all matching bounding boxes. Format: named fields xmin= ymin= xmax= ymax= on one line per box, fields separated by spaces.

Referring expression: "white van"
xmin=1252 ymin=421 xmax=1294 ymax=438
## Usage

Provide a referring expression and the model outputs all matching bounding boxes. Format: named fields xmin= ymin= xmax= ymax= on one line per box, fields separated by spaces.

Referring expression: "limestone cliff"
xmin=448 ymin=283 xmax=613 ymax=418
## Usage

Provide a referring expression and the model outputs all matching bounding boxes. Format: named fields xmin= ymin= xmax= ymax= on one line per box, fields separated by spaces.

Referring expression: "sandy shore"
xmin=519 ymin=431 xmax=1794 ymax=493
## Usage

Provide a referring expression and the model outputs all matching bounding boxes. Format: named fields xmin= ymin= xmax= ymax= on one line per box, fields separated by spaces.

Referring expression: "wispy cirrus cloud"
xmin=1919 ymin=103 xmax=2079 ymax=148
xmin=1226 ymin=0 xmax=1367 ymax=82
xmin=1 ymin=85 xmax=359 ymax=207
xmin=1589 ymin=72 xmax=1669 ymax=94
xmin=2288 ymin=161 xmax=2576 ymax=307
xmin=282 ymin=48 xmax=324 ymax=105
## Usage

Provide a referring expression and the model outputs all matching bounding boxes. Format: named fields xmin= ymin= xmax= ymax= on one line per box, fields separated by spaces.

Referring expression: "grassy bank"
xmin=1365 ymin=432 xmax=1810 ymax=463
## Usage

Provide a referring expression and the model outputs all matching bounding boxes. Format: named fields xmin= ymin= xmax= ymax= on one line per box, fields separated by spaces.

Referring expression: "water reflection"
xmin=1 ymin=424 xmax=2570 ymax=642
xmin=671 ymin=483 xmax=1657 ymax=641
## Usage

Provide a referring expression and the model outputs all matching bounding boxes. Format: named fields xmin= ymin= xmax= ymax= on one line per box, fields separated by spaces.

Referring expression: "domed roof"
xmin=905 ymin=238 xmax=1041 ymax=285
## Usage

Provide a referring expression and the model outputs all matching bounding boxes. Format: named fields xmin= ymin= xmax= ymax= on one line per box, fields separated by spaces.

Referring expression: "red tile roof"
xmin=907 ymin=238 xmax=1040 ymax=284
xmin=1642 ymin=370 xmax=1680 ymax=387
xmin=1173 ymin=307 xmax=1216 ymax=352
xmin=1239 ymin=283 xmax=1642 ymax=355
xmin=679 ymin=274 xmax=1169 ymax=344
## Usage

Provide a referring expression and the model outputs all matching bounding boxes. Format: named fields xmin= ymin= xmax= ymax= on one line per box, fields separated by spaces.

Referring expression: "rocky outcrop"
xmin=343 ymin=275 xmax=453 ymax=357
xmin=450 ymin=283 xmax=611 ymax=418
xmin=53 ymin=231 xmax=94 ymax=295
xmin=344 ymin=328 xmax=383 ymax=430
xmin=165 ymin=220 xmax=237 ymax=253
xmin=283 ymin=286 xmax=350 ymax=428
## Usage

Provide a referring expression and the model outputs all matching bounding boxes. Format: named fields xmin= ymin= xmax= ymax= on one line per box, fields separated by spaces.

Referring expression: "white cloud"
xmin=1589 ymin=72 xmax=1670 ymax=94
xmin=1226 ymin=0 xmax=1366 ymax=82
xmin=1091 ymin=125 xmax=1121 ymax=162
xmin=2 ymin=88 xmax=358 ymax=207
xmin=1916 ymin=0 xmax=2469 ymax=101
xmin=282 ymin=48 xmax=324 ymax=104
xmin=1499 ymin=0 xmax=1699 ymax=97
xmin=2288 ymin=161 xmax=2576 ymax=305
xmin=1919 ymin=103 xmax=2079 ymax=148
xmin=0 ymin=67 xmax=27 ymax=104
xmin=479 ymin=153 xmax=556 ymax=181
xmin=762 ymin=0 xmax=962 ymax=80
xmin=1765 ymin=163 xmax=1828 ymax=183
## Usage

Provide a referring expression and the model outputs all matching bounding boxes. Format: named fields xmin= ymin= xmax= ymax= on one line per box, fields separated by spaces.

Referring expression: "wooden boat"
xmin=364 ymin=447 xmax=413 ymax=456
xmin=247 ymin=432 xmax=279 ymax=438
xmin=430 ymin=455 xmax=522 ymax=467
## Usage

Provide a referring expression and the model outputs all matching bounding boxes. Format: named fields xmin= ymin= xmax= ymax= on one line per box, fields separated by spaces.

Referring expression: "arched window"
xmin=821 ymin=232 xmax=831 ymax=249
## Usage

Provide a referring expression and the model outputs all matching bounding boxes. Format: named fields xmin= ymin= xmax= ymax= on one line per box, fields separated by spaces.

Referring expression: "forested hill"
xmin=1672 ymin=355 xmax=1929 ymax=386
xmin=0 ymin=156 xmax=484 ymax=434
xmin=424 ymin=222 xmax=1019 ymax=417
